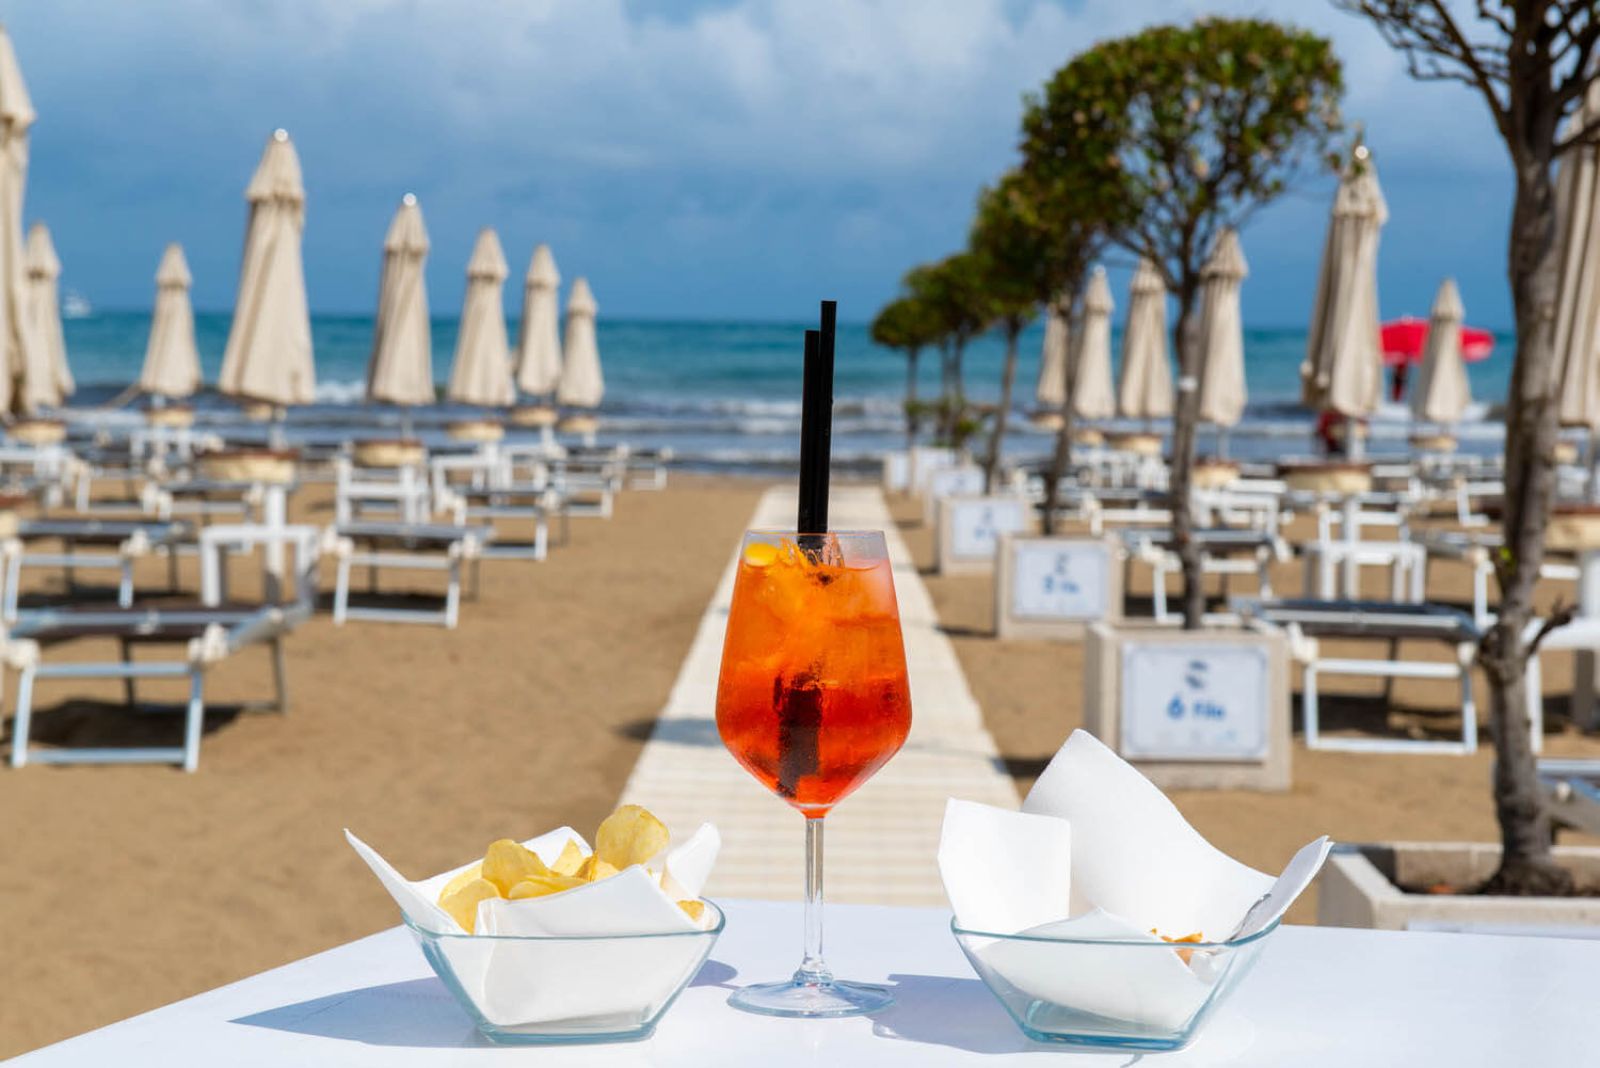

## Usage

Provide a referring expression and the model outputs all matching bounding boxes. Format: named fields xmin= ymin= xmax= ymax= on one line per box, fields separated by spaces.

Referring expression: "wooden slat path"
xmin=620 ymin=485 xmax=1018 ymax=905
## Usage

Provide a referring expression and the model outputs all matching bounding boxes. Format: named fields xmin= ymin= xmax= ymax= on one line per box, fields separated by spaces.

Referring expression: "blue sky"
xmin=5 ymin=1 xmax=1513 ymax=326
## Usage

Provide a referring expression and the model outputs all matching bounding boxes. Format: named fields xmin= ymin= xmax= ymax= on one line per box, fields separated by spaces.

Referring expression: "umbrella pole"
xmin=1218 ymin=426 xmax=1230 ymax=461
xmin=1580 ymin=428 xmax=1593 ymax=502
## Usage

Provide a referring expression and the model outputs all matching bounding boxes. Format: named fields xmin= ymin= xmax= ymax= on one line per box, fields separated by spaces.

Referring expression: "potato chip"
xmin=508 ymin=873 xmax=587 ymax=899
xmin=595 ymin=804 xmax=670 ymax=870
xmin=576 ymin=855 xmax=620 ymax=883
xmin=677 ymin=899 xmax=705 ymax=923
xmin=440 ymin=877 xmax=500 ymax=933
xmin=482 ymin=839 xmax=551 ymax=894
xmin=437 ymin=861 xmax=485 ymax=902
xmin=550 ymin=838 xmax=585 ymax=877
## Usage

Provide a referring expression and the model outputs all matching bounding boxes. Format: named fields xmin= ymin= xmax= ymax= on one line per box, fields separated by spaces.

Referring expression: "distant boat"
xmin=61 ymin=290 xmax=91 ymax=319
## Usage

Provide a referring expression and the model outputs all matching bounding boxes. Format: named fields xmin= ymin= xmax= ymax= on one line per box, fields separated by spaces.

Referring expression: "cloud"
xmin=2 ymin=0 xmax=1521 ymax=324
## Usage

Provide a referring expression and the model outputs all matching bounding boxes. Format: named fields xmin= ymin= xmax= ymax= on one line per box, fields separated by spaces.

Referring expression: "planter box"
xmin=934 ymin=495 xmax=1030 ymax=576
xmin=994 ymin=533 xmax=1122 ymax=640
xmin=1319 ymin=843 xmax=1600 ymax=931
xmin=1083 ymin=622 xmax=1291 ymax=791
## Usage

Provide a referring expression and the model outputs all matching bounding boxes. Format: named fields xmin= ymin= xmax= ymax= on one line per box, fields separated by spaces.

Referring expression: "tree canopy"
xmin=1022 ymin=17 xmax=1343 ymax=292
xmin=869 ymin=294 xmax=943 ymax=355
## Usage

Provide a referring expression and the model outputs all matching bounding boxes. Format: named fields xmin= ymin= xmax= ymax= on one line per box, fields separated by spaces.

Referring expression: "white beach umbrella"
xmin=1301 ymin=145 xmax=1386 ymax=420
xmin=22 ymin=220 xmax=69 ymax=411
xmin=447 ymin=228 xmax=514 ymax=408
xmin=219 ymin=129 xmax=315 ymax=408
xmin=515 ymin=243 xmax=563 ymax=399
xmin=557 ymin=277 xmax=603 ymax=410
xmin=1117 ymin=257 xmax=1173 ymax=422
xmin=1411 ymin=278 xmax=1472 ymax=426
xmin=0 ymin=27 xmax=37 ymax=415
xmin=1196 ymin=229 xmax=1248 ymax=431
xmin=365 ymin=194 xmax=434 ymax=409
xmin=1553 ymin=80 xmax=1600 ymax=432
xmin=1071 ymin=267 xmax=1115 ymax=421
xmin=140 ymin=243 xmax=201 ymax=400
xmin=1035 ymin=303 xmax=1069 ymax=410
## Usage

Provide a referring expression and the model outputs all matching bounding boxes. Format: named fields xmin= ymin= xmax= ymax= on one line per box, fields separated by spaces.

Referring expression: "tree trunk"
xmin=904 ymin=347 xmax=920 ymax=454
xmin=1479 ymin=156 xmax=1571 ymax=895
xmin=1041 ymin=300 xmax=1077 ymax=536
xmin=984 ymin=322 xmax=1021 ymax=493
xmin=1169 ymin=286 xmax=1205 ymax=629
xmin=937 ymin=342 xmax=956 ymax=445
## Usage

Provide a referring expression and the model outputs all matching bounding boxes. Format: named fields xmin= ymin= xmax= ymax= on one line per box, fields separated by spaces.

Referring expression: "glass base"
xmin=728 ymin=976 xmax=894 ymax=1018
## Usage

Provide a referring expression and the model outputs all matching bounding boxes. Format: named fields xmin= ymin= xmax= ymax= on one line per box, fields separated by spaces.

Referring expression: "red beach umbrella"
xmin=1381 ymin=316 xmax=1494 ymax=366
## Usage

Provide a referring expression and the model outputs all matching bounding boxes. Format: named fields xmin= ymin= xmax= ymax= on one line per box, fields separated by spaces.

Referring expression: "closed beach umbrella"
xmin=1553 ymin=80 xmax=1600 ymax=431
xmin=557 ymin=277 xmax=603 ymax=410
xmin=515 ymin=243 xmax=563 ymax=399
xmin=140 ymin=243 xmax=201 ymax=399
xmin=1411 ymin=277 xmax=1471 ymax=426
xmin=1035 ymin=303 xmax=1068 ymax=410
xmin=1071 ymin=267 xmax=1115 ymax=421
xmin=365 ymin=194 xmax=433 ymax=408
xmin=219 ymin=129 xmax=315 ymax=408
xmin=0 ymin=27 xmax=36 ymax=414
xmin=1196 ymin=228 xmax=1248 ymax=430
xmin=22 ymin=220 xmax=70 ymax=410
xmin=447 ymin=228 xmax=514 ymax=408
xmin=1117 ymin=257 xmax=1173 ymax=421
xmin=1301 ymin=144 xmax=1386 ymax=420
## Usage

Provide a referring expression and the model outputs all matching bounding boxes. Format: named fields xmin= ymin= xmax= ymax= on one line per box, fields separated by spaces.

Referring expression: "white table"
xmin=16 ymin=900 xmax=1597 ymax=1065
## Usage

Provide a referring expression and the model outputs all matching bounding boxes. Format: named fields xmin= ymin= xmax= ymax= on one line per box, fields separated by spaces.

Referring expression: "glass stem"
xmin=796 ymin=815 xmax=832 ymax=985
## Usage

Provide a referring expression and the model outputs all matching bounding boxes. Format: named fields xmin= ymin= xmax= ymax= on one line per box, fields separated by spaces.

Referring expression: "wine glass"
xmin=715 ymin=529 xmax=912 ymax=1016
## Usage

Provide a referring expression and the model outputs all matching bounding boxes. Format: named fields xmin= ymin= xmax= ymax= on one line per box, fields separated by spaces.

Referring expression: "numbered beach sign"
xmin=996 ymin=535 xmax=1122 ymax=639
xmin=1120 ymin=642 xmax=1270 ymax=761
xmin=936 ymin=495 xmax=1029 ymax=575
xmin=922 ymin=465 xmax=987 ymax=525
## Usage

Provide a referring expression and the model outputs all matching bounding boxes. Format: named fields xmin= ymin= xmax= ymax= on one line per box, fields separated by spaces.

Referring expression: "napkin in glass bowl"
xmin=939 ymin=730 xmax=1329 ymax=1030
xmin=346 ymin=822 xmax=721 ymax=1029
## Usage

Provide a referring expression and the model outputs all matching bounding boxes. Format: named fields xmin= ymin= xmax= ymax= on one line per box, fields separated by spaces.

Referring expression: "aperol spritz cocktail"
xmin=716 ymin=529 xmax=911 ymax=1017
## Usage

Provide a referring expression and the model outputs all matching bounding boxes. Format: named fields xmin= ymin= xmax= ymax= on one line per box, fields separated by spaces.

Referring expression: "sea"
xmin=61 ymin=312 xmax=1515 ymax=473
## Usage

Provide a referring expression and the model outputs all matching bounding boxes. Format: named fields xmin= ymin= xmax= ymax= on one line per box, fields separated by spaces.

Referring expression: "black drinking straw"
xmin=797 ymin=301 xmax=837 ymax=536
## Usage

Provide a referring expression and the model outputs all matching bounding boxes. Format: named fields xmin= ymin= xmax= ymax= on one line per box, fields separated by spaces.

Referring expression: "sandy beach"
xmin=0 ymin=475 xmax=761 ymax=1057
xmin=7 ymin=475 xmax=1600 ymax=1056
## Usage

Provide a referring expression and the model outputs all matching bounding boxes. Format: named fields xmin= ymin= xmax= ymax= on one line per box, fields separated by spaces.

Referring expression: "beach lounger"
xmin=2 ymin=518 xmax=190 ymax=621
xmin=330 ymin=521 xmax=492 ymax=628
xmin=1120 ymin=527 xmax=1288 ymax=624
xmin=1238 ymin=598 xmax=1490 ymax=755
xmin=335 ymin=456 xmax=431 ymax=526
xmin=1538 ymin=759 xmax=1600 ymax=838
xmin=5 ymin=529 xmax=318 ymax=772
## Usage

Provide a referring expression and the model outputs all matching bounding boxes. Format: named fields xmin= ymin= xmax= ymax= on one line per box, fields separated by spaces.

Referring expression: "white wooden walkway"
xmin=620 ymin=485 xmax=1019 ymax=906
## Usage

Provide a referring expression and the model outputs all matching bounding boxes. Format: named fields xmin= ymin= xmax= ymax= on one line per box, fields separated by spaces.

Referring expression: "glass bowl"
xmin=404 ymin=902 xmax=724 ymax=1045
xmin=951 ymin=917 xmax=1278 ymax=1051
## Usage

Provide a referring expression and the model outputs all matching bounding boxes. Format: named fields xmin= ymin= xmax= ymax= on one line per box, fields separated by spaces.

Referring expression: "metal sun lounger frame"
xmin=330 ymin=521 xmax=493 ymax=628
xmin=2 ymin=518 xmax=190 ymax=622
xmin=5 ymin=531 xmax=319 ymax=772
xmin=1237 ymin=598 xmax=1502 ymax=756
xmin=1538 ymin=759 xmax=1600 ymax=838
xmin=1120 ymin=528 xmax=1290 ymax=625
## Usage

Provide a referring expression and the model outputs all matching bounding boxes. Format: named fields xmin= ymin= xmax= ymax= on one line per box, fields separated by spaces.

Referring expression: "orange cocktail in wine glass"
xmin=716 ymin=529 xmax=912 ymax=1016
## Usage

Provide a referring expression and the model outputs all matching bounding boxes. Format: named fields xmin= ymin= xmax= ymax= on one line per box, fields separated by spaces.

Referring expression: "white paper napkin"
xmin=940 ymin=730 xmax=1331 ymax=1032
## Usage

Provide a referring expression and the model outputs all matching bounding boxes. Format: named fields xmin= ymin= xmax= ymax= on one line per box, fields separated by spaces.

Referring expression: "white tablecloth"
xmin=17 ymin=899 xmax=1598 ymax=1065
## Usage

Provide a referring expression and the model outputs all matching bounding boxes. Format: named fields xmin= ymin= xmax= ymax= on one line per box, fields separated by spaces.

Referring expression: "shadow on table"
xmin=870 ymin=974 xmax=1053 ymax=1058
xmin=229 ymin=961 xmax=741 ymax=1049
xmin=615 ymin=716 xmax=722 ymax=746
xmin=231 ymin=977 xmax=488 ymax=1049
